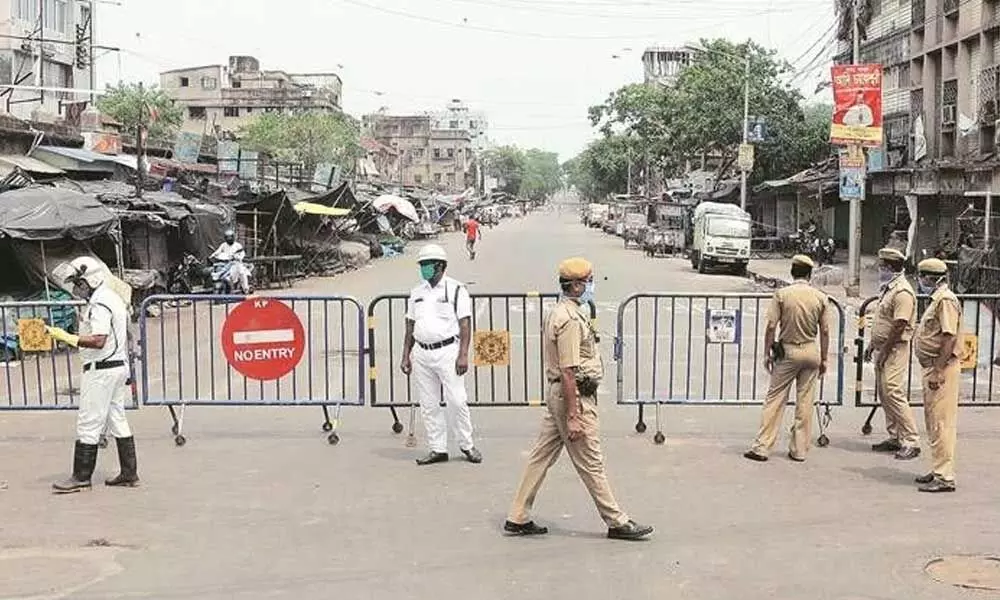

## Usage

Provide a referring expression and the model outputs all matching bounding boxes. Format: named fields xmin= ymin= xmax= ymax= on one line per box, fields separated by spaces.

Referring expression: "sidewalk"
xmin=748 ymin=256 xmax=881 ymax=310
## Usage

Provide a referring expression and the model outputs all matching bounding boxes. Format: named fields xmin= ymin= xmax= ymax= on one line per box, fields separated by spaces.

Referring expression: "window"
xmin=40 ymin=0 xmax=67 ymax=33
xmin=433 ymin=148 xmax=441 ymax=158
xmin=469 ymin=120 xmax=477 ymax=129
xmin=232 ymin=80 xmax=242 ymax=89
xmin=245 ymin=107 xmax=253 ymax=114
xmin=447 ymin=148 xmax=454 ymax=158
xmin=414 ymin=174 xmax=423 ymax=184
xmin=188 ymin=107 xmax=207 ymax=119
xmin=446 ymin=172 xmax=456 ymax=183
xmin=414 ymin=147 xmax=425 ymax=157
xmin=201 ymin=77 xmax=217 ymax=90
xmin=434 ymin=173 xmax=442 ymax=183
xmin=14 ymin=0 xmax=33 ymax=21
xmin=224 ymin=107 xmax=240 ymax=117
xmin=179 ymin=77 xmax=190 ymax=88
xmin=449 ymin=120 xmax=460 ymax=129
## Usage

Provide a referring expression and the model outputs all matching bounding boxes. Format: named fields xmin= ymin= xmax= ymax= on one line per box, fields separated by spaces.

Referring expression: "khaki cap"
xmin=917 ymin=258 xmax=948 ymax=275
xmin=558 ymin=257 xmax=593 ymax=280
xmin=791 ymin=254 xmax=815 ymax=269
xmin=877 ymin=247 xmax=906 ymax=261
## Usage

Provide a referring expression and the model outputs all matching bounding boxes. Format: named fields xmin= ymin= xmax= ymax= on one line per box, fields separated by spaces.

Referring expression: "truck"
xmin=689 ymin=201 xmax=752 ymax=276
xmin=587 ymin=203 xmax=608 ymax=228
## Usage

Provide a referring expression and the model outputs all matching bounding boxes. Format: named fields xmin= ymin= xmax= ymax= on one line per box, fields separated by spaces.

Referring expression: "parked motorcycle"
xmin=167 ymin=254 xmax=209 ymax=294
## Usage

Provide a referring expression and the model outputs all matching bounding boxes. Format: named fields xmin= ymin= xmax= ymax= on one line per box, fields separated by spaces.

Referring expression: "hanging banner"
xmin=217 ymin=141 xmax=241 ymax=174
xmin=830 ymin=64 xmax=883 ymax=146
xmin=737 ymin=143 xmax=754 ymax=171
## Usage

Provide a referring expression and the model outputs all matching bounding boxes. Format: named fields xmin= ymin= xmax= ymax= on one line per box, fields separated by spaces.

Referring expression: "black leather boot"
xmin=52 ymin=441 xmax=98 ymax=494
xmin=105 ymin=436 xmax=140 ymax=487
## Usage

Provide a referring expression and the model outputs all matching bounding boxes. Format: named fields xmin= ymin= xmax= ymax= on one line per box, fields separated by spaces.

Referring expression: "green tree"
xmin=482 ymin=145 xmax=526 ymax=195
xmin=97 ymin=82 xmax=183 ymax=142
xmin=521 ymin=149 xmax=562 ymax=201
xmin=564 ymin=134 xmax=632 ymax=201
xmin=240 ymin=111 xmax=363 ymax=174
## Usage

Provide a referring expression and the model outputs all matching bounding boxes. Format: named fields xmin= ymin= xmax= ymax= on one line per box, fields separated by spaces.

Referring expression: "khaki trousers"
xmin=507 ymin=384 xmax=629 ymax=528
xmin=922 ymin=361 xmax=960 ymax=481
xmin=750 ymin=343 xmax=820 ymax=458
xmin=875 ymin=343 xmax=920 ymax=447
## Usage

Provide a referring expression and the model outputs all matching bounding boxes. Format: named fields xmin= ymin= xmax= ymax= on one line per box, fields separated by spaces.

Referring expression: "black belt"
xmin=416 ymin=336 xmax=457 ymax=351
xmin=83 ymin=360 xmax=126 ymax=372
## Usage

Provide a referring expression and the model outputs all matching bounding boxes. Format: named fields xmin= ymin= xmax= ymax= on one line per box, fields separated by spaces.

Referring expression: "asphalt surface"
xmin=2 ymin=202 xmax=999 ymax=600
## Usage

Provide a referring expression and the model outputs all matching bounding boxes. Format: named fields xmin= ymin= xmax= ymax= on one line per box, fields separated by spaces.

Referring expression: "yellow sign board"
xmin=473 ymin=330 xmax=510 ymax=367
xmin=18 ymin=318 xmax=52 ymax=352
xmin=959 ymin=333 xmax=977 ymax=370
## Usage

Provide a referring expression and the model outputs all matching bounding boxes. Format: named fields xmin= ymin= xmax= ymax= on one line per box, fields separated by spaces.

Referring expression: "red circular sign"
xmin=221 ymin=299 xmax=305 ymax=381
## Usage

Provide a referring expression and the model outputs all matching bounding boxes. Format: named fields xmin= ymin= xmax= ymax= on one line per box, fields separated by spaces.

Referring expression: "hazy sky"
xmin=96 ymin=0 xmax=837 ymax=161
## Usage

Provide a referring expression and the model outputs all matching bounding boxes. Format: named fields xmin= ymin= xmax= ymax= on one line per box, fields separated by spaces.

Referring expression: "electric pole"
xmin=846 ymin=0 xmax=863 ymax=297
xmin=136 ymin=82 xmax=146 ymax=199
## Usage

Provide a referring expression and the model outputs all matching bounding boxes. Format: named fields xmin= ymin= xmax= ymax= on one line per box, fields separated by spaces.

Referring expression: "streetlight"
xmin=684 ymin=44 xmax=751 ymax=211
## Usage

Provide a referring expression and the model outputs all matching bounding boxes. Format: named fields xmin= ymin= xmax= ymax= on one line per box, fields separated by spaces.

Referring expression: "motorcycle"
xmin=210 ymin=258 xmax=254 ymax=295
xmin=167 ymin=254 xmax=208 ymax=294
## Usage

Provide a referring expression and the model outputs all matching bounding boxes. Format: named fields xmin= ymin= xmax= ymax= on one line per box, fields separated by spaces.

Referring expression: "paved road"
xmin=1 ymin=207 xmax=998 ymax=600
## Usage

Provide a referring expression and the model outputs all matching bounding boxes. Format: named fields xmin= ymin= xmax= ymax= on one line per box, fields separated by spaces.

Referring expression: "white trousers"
xmin=411 ymin=343 xmax=475 ymax=453
xmin=225 ymin=262 xmax=250 ymax=292
xmin=77 ymin=366 xmax=132 ymax=445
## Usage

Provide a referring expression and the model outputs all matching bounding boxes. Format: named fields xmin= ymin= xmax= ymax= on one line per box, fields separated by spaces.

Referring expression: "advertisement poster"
xmin=839 ymin=147 xmax=866 ymax=200
xmin=830 ymin=64 xmax=883 ymax=146
xmin=706 ymin=309 xmax=740 ymax=344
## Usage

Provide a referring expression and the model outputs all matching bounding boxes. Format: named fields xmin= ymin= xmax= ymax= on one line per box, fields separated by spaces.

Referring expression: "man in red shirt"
xmin=464 ymin=216 xmax=482 ymax=260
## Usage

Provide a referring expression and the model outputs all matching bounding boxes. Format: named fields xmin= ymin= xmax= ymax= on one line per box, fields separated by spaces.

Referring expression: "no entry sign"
xmin=221 ymin=299 xmax=305 ymax=381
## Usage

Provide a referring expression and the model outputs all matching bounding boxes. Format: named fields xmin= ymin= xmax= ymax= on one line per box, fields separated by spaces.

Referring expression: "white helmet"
xmin=417 ymin=244 xmax=448 ymax=264
xmin=66 ymin=256 xmax=107 ymax=289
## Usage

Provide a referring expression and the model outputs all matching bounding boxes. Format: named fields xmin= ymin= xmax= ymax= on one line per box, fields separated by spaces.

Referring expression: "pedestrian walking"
xmin=745 ymin=254 xmax=830 ymax=463
xmin=47 ymin=257 xmax=139 ymax=494
xmin=912 ymin=258 xmax=962 ymax=493
xmin=400 ymin=243 xmax=482 ymax=466
xmin=464 ymin=215 xmax=481 ymax=260
xmin=504 ymin=257 xmax=652 ymax=541
xmin=864 ymin=247 xmax=921 ymax=460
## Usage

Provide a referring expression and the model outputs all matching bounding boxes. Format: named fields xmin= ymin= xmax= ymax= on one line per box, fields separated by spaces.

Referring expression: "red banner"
xmin=830 ymin=64 xmax=883 ymax=147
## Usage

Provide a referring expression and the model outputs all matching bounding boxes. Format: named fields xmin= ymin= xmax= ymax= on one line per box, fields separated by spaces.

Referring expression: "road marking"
xmin=232 ymin=329 xmax=295 ymax=345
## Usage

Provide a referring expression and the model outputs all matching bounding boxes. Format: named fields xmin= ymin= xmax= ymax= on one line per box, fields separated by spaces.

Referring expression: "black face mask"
xmin=72 ymin=281 xmax=94 ymax=300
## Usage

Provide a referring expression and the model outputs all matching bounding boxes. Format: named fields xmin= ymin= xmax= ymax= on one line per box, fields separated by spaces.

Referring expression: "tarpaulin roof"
xmin=293 ymin=202 xmax=351 ymax=217
xmin=0 ymin=154 xmax=64 ymax=175
xmin=33 ymin=146 xmax=139 ymax=171
xmin=0 ymin=187 xmax=118 ymax=241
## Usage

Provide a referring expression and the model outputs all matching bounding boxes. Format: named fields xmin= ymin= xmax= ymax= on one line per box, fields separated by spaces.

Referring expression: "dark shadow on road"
xmin=843 ymin=465 xmax=918 ymax=487
xmin=830 ymin=437 xmax=878 ymax=454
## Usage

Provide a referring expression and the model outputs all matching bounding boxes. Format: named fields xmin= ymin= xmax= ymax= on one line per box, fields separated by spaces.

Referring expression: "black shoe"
xmin=787 ymin=452 xmax=806 ymax=463
xmin=918 ymin=476 xmax=956 ymax=493
xmin=607 ymin=520 xmax=654 ymax=541
xmin=105 ymin=436 xmax=140 ymax=487
xmin=894 ymin=446 xmax=921 ymax=461
xmin=462 ymin=447 xmax=483 ymax=464
xmin=503 ymin=520 xmax=548 ymax=536
xmin=915 ymin=472 xmax=935 ymax=484
xmin=416 ymin=451 xmax=449 ymax=466
xmin=53 ymin=441 xmax=98 ymax=494
xmin=872 ymin=439 xmax=902 ymax=452
xmin=743 ymin=450 xmax=768 ymax=462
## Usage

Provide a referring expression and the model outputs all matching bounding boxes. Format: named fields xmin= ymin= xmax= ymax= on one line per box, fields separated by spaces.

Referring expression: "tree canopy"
xmin=482 ymin=145 xmax=562 ymax=201
xmin=239 ymin=111 xmax=363 ymax=174
xmin=97 ymin=83 xmax=183 ymax=142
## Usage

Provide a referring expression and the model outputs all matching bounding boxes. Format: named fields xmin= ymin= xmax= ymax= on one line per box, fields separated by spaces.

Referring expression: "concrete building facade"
xmin=429 ymin=99 xmax=488 ymax=152
xmin=0 ymin=0 xmax=94 ymax=121
xmin=160 ymin=55 xmax=342 ymax=137
xmin=837 ymin=0 xmax=1000 ymax=261
xmin=364 ymin=112 xmax=473 ymax=192
xmin=642 ymin=46 xmax=692 ymax=87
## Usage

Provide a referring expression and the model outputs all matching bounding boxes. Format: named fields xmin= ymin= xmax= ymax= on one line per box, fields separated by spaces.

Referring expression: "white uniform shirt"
xmin=80 ymin=284 xmax=129 ymax=364
xmin=406 ymin=275 xmax=472 ymax=344
xmin=212 ymin=241 xmax=246 ymax=261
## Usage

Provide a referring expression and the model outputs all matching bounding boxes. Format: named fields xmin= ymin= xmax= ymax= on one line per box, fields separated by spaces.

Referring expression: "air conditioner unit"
xmin=942 ymin=105 xmax=957 ymax=125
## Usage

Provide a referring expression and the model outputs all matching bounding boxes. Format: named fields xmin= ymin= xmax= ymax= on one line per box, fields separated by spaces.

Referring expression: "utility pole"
xmin=88 ymin=2 xmax=96 ymax=105
xmin=135 ymin=82 xmax=146 ymax=199
xmin=846 ymin=0 xmax=863 ymax=297
xmin=740 ymin=53 xmax=750 ymax=211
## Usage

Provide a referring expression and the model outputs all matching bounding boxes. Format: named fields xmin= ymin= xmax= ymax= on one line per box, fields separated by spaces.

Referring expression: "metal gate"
xmin=854 ymin=293 xmax=1000 ymax=435
xmin=367 ymin=293 xmax=597 ymax=433
xmin=139 ymin=294 xmax=365 ymax=446
xmin=614 ymin=293 xmax=847 ymax=444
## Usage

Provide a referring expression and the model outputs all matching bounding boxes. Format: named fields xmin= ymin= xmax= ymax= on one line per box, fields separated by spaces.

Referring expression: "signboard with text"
xmin=221 ymin=299 xmax=305 ymax=381
xmin=830 ymin=64 xmax=883 ymax=147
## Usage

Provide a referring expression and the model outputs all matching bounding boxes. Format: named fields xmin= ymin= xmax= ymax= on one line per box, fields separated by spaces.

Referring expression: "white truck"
xmin=690 ymin=201 xmax=752 ymax=276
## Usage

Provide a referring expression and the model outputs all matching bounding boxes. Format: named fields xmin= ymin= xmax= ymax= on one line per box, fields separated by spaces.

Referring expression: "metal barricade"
xmin=0 ymin=299 xmax=107 ymax=411
xmin=139 ymin=294 xmax=365 ymax=446
xmin=614 ymin=293 xmax=847 ymax=445
xmin=367 ymin=293 xmax=597 ymax=434
xmin=855 ymin=294 xmax=1000 ymax=436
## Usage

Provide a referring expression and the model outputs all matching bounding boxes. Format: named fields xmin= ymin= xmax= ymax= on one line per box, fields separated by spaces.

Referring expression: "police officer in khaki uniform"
xmin=745 ymin=255 xmax=830 ymax=462
xmin=504 ymin=258 xmax=652 ymax=541
xmin=864 ymin=247 xmax=920 ymax=459
xmin=913 ymin=258 xmax=962 ymax=493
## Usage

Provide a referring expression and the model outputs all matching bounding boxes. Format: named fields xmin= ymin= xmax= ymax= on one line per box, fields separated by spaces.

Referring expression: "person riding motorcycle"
xmin=210 ymin=230 xmax=253 ymax=294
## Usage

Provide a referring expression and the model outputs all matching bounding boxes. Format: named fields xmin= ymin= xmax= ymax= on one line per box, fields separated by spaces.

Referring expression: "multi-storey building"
xmin=840 ymin=0 xmax=1000 ymax=258
xmin=0 ymin=0 xmax=94 ymax=121
xmin=642 ymin=46 xmax=692 ymax=87
xmin=429 ymin=99 xmax=488 ymax=153
xmin=161 ymin=55 xmax=342 ymax=137
xmin=365 ymin=112 xmax=473 ymax=192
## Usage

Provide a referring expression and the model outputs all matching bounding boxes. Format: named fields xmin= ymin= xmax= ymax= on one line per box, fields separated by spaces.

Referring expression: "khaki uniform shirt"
xmin=914 ymin=284 xmax=962 ymax=367
xmin=544 ymin=298 xmax=603 ymax=382
xmin=765 ymin=280 xmax=828 ymax=344
xmin=871 ymin=274 xmax=916 ymax=348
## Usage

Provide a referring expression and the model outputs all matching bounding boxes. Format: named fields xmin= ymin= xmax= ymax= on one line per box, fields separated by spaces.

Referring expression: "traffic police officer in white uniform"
xmin=48 ymin=257 xmax=139 ymax=493
xmin=401 ymin=244 xmax=482 ymax=466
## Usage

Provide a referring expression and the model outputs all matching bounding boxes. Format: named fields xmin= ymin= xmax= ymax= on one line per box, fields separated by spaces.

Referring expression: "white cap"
xmin=417 ymin=243 xmax=448 ymax=263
